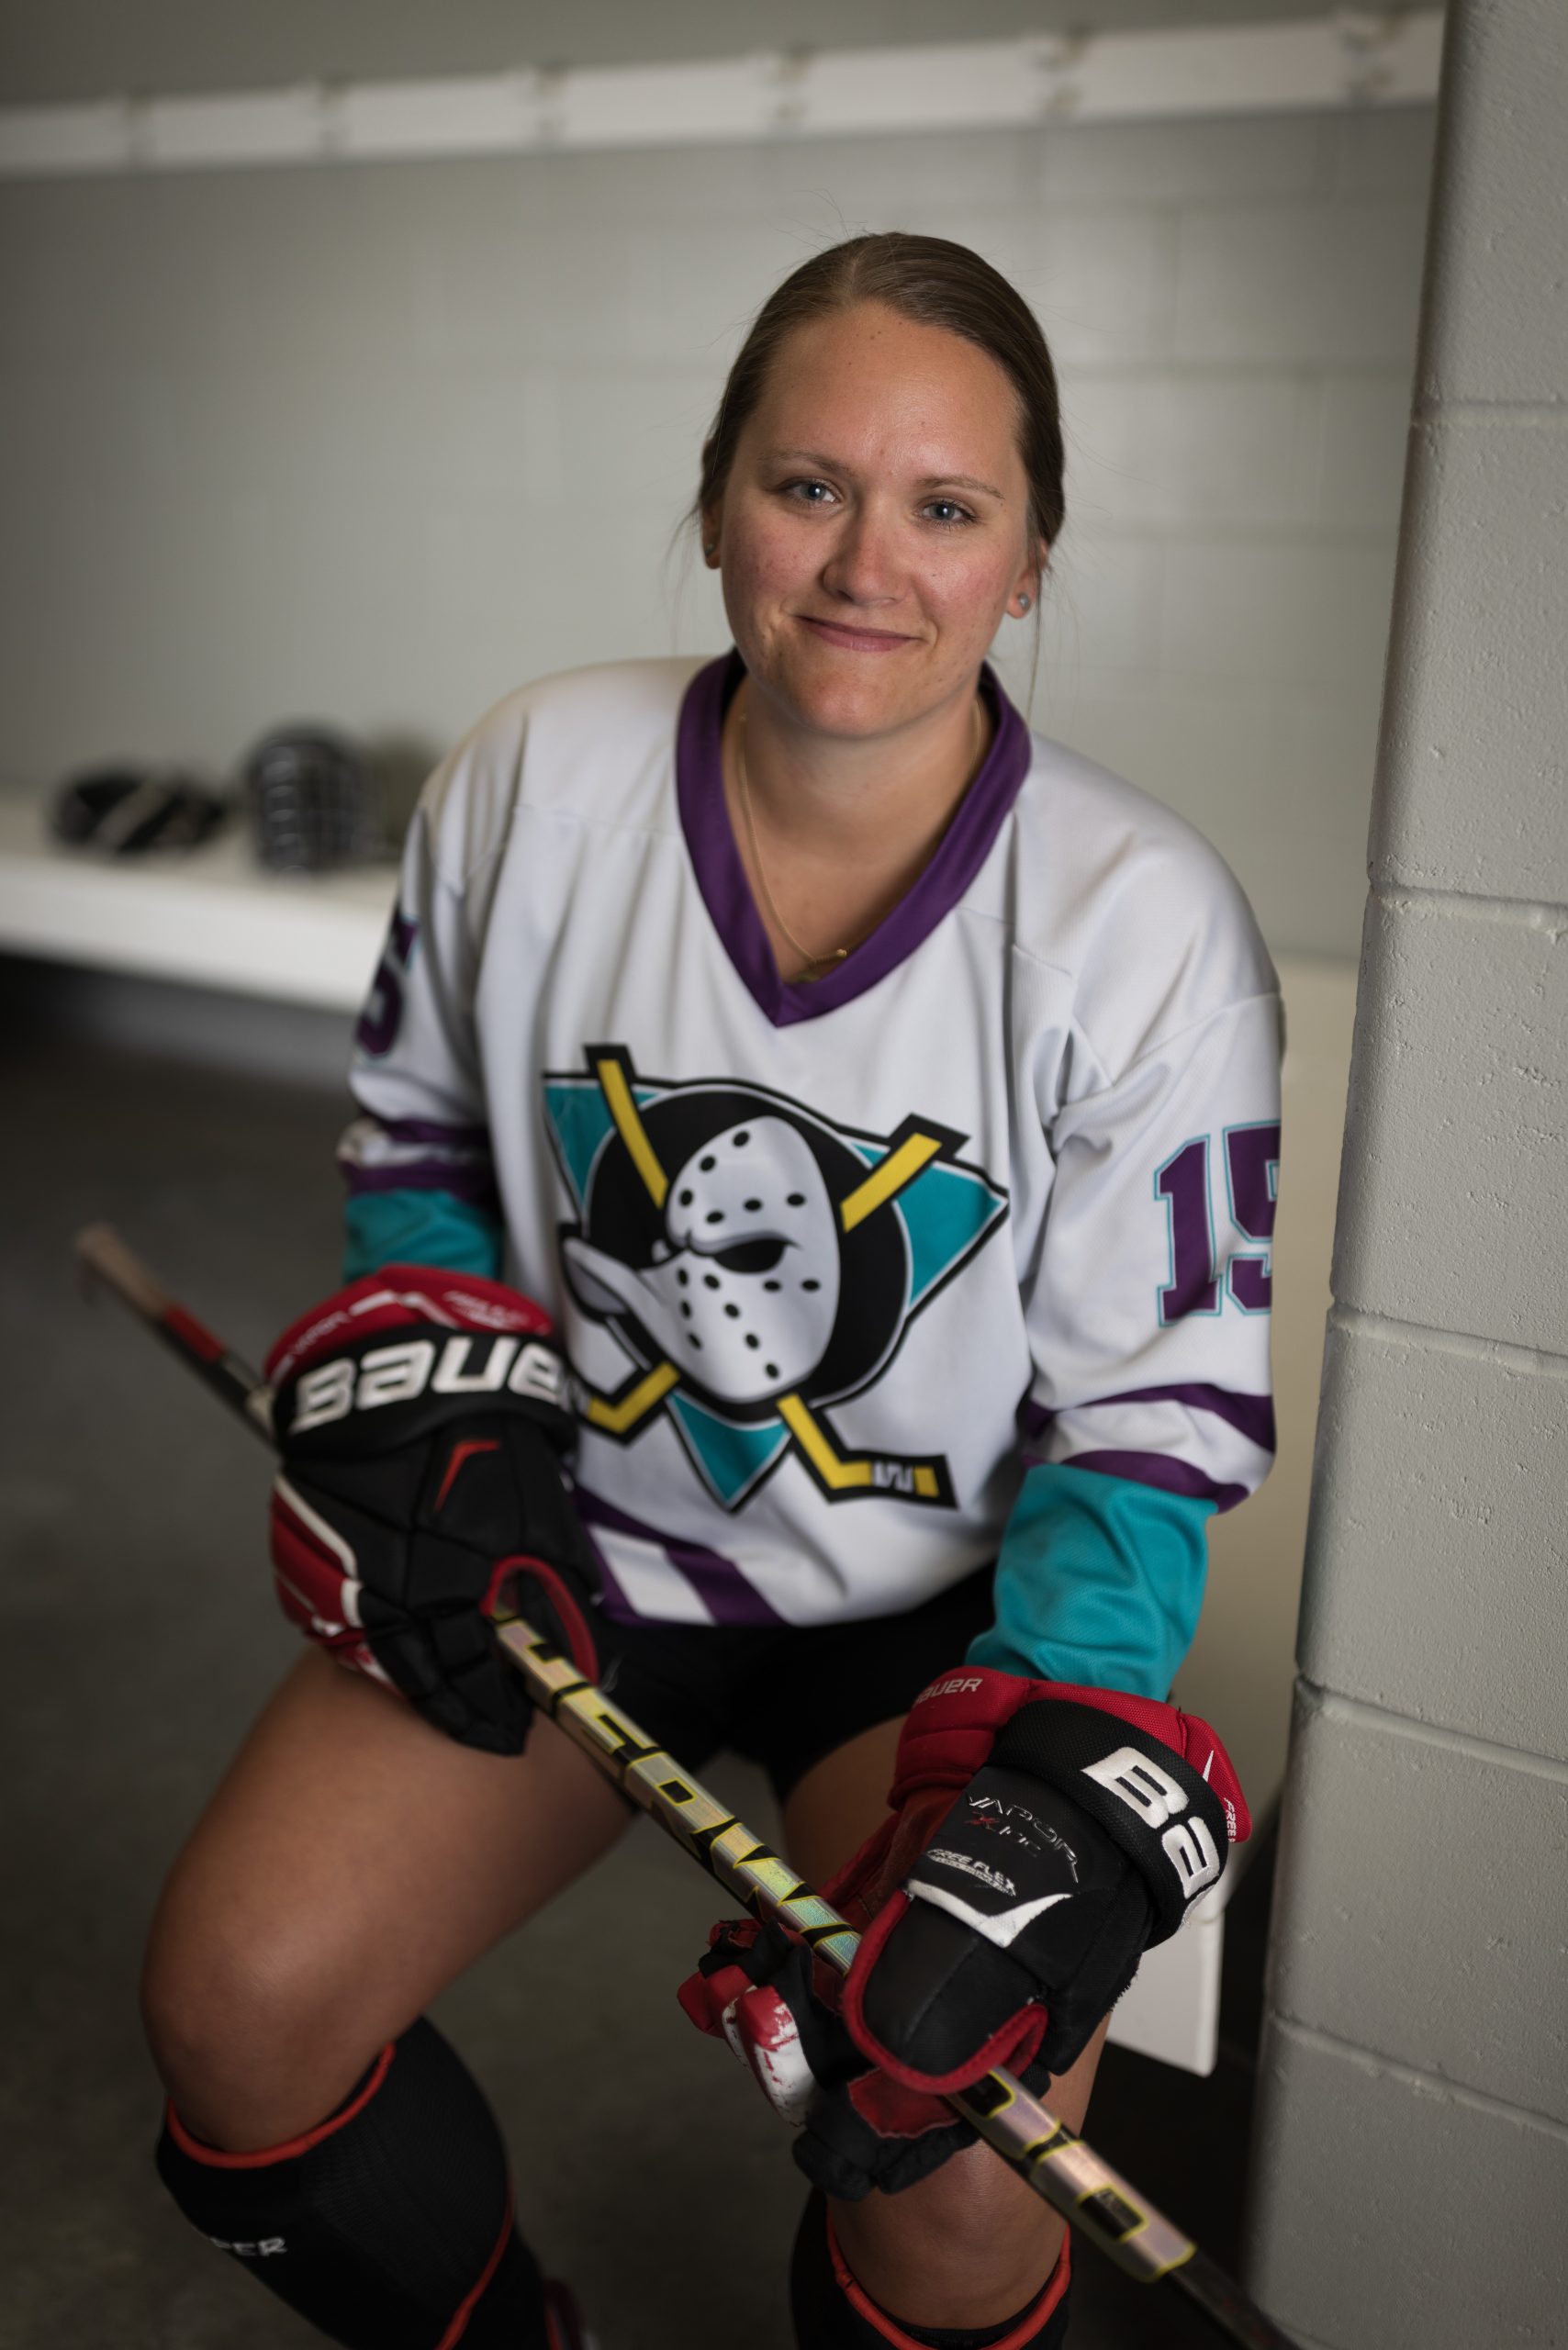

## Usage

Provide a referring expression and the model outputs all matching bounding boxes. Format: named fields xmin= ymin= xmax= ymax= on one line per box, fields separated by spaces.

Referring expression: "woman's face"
xmin=709 ymin=300 xmax=1042 ymax=744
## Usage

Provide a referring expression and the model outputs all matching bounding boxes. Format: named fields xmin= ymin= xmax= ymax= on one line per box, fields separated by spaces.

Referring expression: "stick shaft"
xmin=76 ymin=1223 xmax=1300 ymax=2346
xmin=76 ymin=1223 xmax=274 ymax=1437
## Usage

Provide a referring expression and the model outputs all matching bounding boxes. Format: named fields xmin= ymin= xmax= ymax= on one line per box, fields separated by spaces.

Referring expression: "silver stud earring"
xmin=702 ymin=542 xmax=718 ymax=560
xmin=1016 ymin=592 xmax=1031 ymax=615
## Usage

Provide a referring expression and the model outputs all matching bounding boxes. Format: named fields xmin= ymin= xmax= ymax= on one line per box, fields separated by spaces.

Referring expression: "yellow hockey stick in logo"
xmin=584 ymin=1360 xmax=679 ymax=1435
xmin=577 ymin=1058 xmax=678 ymax=1433
xmin=595 ymin=1054 xmax=668 ymax=1210
xmin=836 ymin=1128 xmax=944 ymax=1232
xmin=775 ymin=1393 xmax=942 ymax=1500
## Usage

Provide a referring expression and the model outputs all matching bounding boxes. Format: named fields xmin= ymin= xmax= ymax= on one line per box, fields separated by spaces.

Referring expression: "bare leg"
xmin=142 ymin=1648 xmax=629 ymax=2150
xmin=783 ymin=1718 xmax=1107 ymax=2331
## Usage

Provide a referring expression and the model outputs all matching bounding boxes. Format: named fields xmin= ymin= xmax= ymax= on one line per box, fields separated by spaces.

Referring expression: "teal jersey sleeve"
xmin=342 ymin=1187 xmax=505 ymax=1282
xmin=967 ymin=1460 xmax=1214 ymax=1698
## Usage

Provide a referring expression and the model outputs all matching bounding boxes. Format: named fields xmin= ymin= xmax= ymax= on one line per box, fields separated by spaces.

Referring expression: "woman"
xmin=142 ymin=233 xmax=1280 ymax=2350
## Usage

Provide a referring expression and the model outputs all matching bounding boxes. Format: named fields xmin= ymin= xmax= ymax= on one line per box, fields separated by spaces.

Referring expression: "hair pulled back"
xmin=695 ymin=232 xmax=1065 ymax=555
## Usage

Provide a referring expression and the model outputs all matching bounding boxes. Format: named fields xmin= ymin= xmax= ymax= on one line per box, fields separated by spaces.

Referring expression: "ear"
xmin=1009 ymin=536 xmax=1048 ymax=619
xmin=700 ymin=506 xmax=722 ymax=568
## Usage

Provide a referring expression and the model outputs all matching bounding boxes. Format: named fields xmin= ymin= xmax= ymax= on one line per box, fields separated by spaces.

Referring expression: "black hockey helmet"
xmin=241 ymin=725 xmax=376 ymax=872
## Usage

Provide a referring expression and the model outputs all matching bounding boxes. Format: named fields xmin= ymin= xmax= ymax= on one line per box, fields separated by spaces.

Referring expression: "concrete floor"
xmin=3 ymin=958 xmax=1276 ymax=2350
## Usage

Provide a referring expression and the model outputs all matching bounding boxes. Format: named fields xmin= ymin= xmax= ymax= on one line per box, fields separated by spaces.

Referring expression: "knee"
xmin=140 ymin=1886 xmax=364 ymax=2146
xmin=834 ymin=2144 xmax=1064 ymax=2328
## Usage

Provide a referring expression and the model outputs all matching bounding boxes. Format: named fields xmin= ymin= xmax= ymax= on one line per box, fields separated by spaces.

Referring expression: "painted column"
xmin=1244 ymin=4 xmax=1568 ymax=2344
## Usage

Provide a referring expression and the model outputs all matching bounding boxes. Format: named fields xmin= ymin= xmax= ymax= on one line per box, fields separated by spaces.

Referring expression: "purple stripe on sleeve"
xmin=676 ymin=650 xmax=1034 ymax=1029
xmin=376 ymin=1116 xmax=492 ymax=1148
xmin=338 ymin=1160 xmax=501 ymax=1206
xmin=1025 ymin=1384 xmax=1276 ymax=1456
xmin=1018 ymin=1396 xmax=1055 ymax=1446
xmin=575 ymin=1489 xmax=787 ymax=1626
xmin=1092 ymin=1383 xmax=1276 ymax=1455
xmin=1064 ymin=1449 xmax=1249 ymax=1514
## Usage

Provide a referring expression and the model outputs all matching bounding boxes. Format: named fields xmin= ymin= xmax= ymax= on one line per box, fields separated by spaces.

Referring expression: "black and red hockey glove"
xmin=264 ymin=1266 xmax=600 ymax=1755
xmin=679 ymin=1666 xmax=1248 ymax=2198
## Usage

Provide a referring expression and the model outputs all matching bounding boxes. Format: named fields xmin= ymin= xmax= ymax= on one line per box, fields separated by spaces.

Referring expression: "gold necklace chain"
xmin=734 ymin=693 xmax=985 ymax=987
xmin=734 ymin=708 xmax=846 ymax=984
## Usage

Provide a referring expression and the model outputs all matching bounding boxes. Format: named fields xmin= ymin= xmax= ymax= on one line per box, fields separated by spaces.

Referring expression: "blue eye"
xmin=782 ymin=478 xmax=836 ymax=506
xmin=924 ymin=499 xmax=974 ymax=528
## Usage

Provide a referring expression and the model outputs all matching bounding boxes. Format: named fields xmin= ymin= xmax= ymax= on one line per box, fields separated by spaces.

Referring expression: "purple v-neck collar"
xmin=675 ymin=648 xmax=1033 ymax=1028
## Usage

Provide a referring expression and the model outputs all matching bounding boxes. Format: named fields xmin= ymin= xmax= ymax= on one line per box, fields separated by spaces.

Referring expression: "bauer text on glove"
xmin=265 ymin=1265 xmax=600 ymax=1755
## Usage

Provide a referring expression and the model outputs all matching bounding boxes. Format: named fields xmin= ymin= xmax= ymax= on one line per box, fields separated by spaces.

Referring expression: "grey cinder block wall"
xmin=1244 ymin=4 xmax=1568 ymax=2344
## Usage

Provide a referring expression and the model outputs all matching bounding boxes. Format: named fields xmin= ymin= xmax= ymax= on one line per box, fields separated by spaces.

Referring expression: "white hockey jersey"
xmin=342 ymin=653 xmax=1281 ymax=1658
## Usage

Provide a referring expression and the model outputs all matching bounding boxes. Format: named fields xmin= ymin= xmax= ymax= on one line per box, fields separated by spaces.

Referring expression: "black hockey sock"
xmin=790 ymin=2191 xmax=1071 ymax=2348
xmin=155 ymin=2016 xmax=549 ymax=2349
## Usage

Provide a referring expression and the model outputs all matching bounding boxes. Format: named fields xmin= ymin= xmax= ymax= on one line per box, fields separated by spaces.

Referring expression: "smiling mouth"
xmin=798 ymin=615 xmax=917 ymax=646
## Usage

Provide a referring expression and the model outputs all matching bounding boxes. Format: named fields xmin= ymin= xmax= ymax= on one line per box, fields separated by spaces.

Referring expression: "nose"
xmin=819 ymin=496 xmax=904 ymax=609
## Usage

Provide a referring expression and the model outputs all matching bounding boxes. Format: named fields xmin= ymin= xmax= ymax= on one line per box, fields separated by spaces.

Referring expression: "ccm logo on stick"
xmin=290 ymin=1336 xmax=564 ymax=1432
xmin=1081 ymin=1745 xmax=1223 ymax=1902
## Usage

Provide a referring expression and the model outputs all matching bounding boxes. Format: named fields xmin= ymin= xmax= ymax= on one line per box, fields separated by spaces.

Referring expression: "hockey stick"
xmin=74 ymin=1221 xmax=1300 ymax=2350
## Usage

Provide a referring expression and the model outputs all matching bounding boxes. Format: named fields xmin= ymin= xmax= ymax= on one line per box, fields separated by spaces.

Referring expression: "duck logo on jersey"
xmin=542 ymin=1046 xmax=1008 ymax=1511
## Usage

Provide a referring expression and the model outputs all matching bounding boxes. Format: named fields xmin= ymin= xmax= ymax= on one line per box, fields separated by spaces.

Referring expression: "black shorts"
xmin=597 ymin=1564 xmax=995 ymax=1804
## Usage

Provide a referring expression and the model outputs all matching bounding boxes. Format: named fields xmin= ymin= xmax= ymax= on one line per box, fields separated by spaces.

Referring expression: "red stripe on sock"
xmin=434 ymin=2188 xmax=516 ymax=2349
xmin=825 ymin=2210 xmax=1071 ymax=2349
xmin=543 ymin=2280 xmax=586 ymax=2350
xmin=164 ymin=2042 xmax=396 ymax=2169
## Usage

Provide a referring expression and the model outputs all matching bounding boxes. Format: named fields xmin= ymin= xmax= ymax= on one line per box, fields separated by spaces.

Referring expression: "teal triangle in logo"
xmin=844 ymin=1140 xmax=1007 ymax=1312
xmin=667 ymin=1391 xmax=790 ymax=1509
xmin=543 ymin=1080 xmax=659 ymax=1214
xmin=899 ymin=1160 xmax=1009 ymax=1308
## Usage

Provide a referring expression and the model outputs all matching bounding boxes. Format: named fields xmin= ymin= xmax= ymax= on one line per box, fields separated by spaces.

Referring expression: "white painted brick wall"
xmin=1300 ymin=1320 xmax=1568 ymax=1762
xmin=1370 ymin=421 xmax=1568 ymax=902
xmin=1249 ymin=2018 xmax=1568 ymax=2350
xmin=0 ymin=0 xmax=1369 ymax=108
xmin=1269 ymin=1687 xmax=1568 ymax=2121
xmin=1172 ymin=196 xmax=1429 ymax=365
xmin=1412 ymin=5 xmax=1568 ymax=408
xmin=0 ymin=98 xmax=1435 ymax=959
xmin=1248 ymin=5 xmax=1568 ymax=2343
xmin=1331 ymin=896 xmax=1568 ymax=1354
